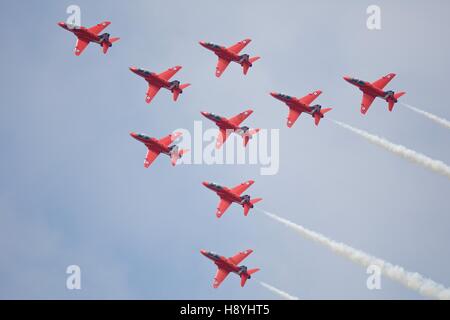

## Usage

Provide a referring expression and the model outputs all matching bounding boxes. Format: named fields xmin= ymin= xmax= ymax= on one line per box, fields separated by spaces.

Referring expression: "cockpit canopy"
xmin=278 ymin=93 xmax=293 ymax=100
xmin=209 ymin=113 xmax=222 ymax=121
xmin=138 ymin=69 xmax=151 ymax=76
xmin=350 ymin=78 xmax=366 ymax=86
xmin=205 ymin=42 xmax=221 ymax=49
xmin=137 ymin=134 xmax=150 ymax=140
xmin=208 ymin=252 xmax=220 ymax=259
xmin=209 ymin=182 xmax=223 ymax=189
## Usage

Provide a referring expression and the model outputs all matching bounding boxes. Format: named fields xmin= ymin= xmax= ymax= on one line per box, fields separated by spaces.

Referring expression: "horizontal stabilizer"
xmin=314 ymin=108 xmax=332 ymax=126
xmin=243 ymin=198 xmax=262 ymax=216
xmin=172 ymin=83 xmax=190 ymax=101
xmin=240 ymin=268 xmax=260 ymax=287
xmin=242 ymin=56 xmax=260 ymax=75
xmin=388 ymin=92 xmax=406 ymax=111
xmin=170 ymin=148 xmax=189 ymax=166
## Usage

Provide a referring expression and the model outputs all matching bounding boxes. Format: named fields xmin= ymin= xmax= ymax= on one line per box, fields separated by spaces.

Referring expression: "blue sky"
xmin=0 ymin=0 xmax=449 ymax=299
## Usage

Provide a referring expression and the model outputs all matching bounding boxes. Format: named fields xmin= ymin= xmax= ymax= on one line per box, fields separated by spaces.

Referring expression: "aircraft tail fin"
xmin=313 ymin=108 xmax=332 ymax=126
xmin=388 ymin=92 xmax=406 ymax=111
xmin=240 ymin=268 xmax=260 ymax=287
xmin=242 ymin=56 xmax=260 ymax=75
xmin=243 ymin=198 xmax=262 ymax=216
xmin=170 ymin=147 xmax=189 ymax=166
xmin=172 ymin=83 xmax=191 ymax=101
xmin=242 ymin=128 xmax=260 ymax=147
xmin=102 ymin=37 xmax=120 ymax=54
xmin=102 ymin=42 xmax=109 ymax=54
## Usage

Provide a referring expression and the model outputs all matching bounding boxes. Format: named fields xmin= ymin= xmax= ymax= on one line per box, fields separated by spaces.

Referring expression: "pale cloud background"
xmin=0 ymin=0 xmax=449 ymax=299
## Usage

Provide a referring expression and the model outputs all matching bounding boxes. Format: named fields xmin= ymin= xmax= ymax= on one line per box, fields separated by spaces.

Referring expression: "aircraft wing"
xmin=371 ymin=73 xmax=396 ymax=90
xmin=74 ymin=38 xmax=90 ymax=56
xmin=229 ymin=249 xmax=253 ymax=265
xmin=298 ymin=90 xmax=322 ymax=106
xmin=157 ymin=66 xmax=182 ymax=81
xmin=228 ymin=110 xmax=253 ymax=126
xmin=227 ymin=39 xmax=251 ymax=54
xmin=287 ymin=108 xmax=302 ymax=128
xmin=88 ymin=21 xmax=111 ymax=35
xmin=158 ymin=132 xmax=182 ymax=147
xmin=145 ymin=84 xmax=161 ymax=104
xmin=215 ymin=128 xmax=231 ymax=149
xmin=144 ymin=149 xmax=160 ymax=168
xmin=216 ymin=58 xmax=231 ymax=77
xmin=216 ymin=198 xmax=232 ymax=218
xmin=231 ymin=180 xmax=254 ymax=195
xmin=213 ymin=268 xmax=230 ymax=288
xmin=361 ymin=93 xmax=376 ymax=114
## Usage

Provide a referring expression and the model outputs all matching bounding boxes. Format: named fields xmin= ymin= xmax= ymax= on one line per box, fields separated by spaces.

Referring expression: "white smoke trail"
xmin=261 ymin=210 xmax=450 ymax=300
xmin=259 ymin=281 xmax=299 ymax=300
xmin=331 ymin=119 xmax=450 ymax=180
xmin=402 ymin=103 xmax=450 ymax=130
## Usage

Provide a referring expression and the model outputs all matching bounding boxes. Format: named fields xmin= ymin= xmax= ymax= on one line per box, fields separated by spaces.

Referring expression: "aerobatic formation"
xmin=58 ymin=16 xmax=449 ymax=297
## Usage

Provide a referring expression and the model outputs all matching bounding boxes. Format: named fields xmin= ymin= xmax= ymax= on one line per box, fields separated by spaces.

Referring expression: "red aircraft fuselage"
xmin=58 ymin=22 xmax=102 ymax=43
xmin=270 ymin=91 xmax=332 ymax=126
xmin=270 ymin=92 xmax=318 ymax=114
xmin=344 ymin=77 xmax=387 ymax=99
xmin=201 ymin=112 xmax=240 ymax=131
xmin=343 ymin=74 xmax=405 ymax=114
xmin=57 ymin=21 xmax=119 ymax=55
xmin=130 ymin=67 xmax=176 ymax=91
xmin=199 ymin=39 xmax=260 ymax=77
xmin=203 ymin=181 xmax=242 ymax=204
xmin=130 ymin=132 xmax=172 ymax=155
xmin=129 ymin=66 xmax=190 ymax=103
xmin=200 ymin=41 xmax=242 ymax=64
xmin=200 ymin=250 xmax=253 ymax=280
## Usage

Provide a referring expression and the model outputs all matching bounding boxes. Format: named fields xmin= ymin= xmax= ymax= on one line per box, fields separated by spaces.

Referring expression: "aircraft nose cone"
xmin=343 ymin=76 xmax=351 ymax=82
xmin=199 ymin=41 xmax=206 ymax=46
xmin=270 ymin=92 xmax=279 ymax=98
xmin=129 ymin=66 xmax=138 ymax=73
xmin=200 ymin=249 xmax=208 ymax=256
xmin=130 ymin=132 xmax=138 ymax=138
xmin=57 ymin=22 xmax=65 ymax=27
xmin=202 ymin=181 xmax=209 ymax=187
xmin=200 ymin=111 xmax=208 ymax=117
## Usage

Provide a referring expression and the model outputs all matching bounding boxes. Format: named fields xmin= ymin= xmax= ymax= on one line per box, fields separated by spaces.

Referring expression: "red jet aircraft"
xmin=58 ymin=21 xmax=119 ymax=56
xmin=130 ymin=131 xmax=188 ymax=168
xmin=201 ymin=249 xmax=260 ymax=288
xmin=201 ymin=110 xmax=260 ymax=149
xmin=343 ymin=73 xmax=406 ymax=114
xmin=270 ymin=91 xmax=332 ymax=127
xmin=199 ymin=39 xmax=260 ymax=77
xmin=202 ymin=180 xmax=262 ymax=218
xmin=129 ymin=66 xmax=190 ymax=104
